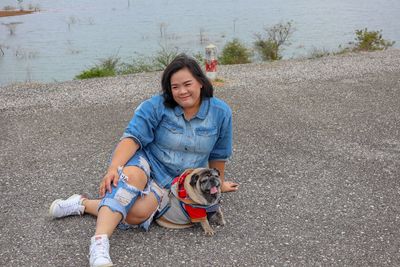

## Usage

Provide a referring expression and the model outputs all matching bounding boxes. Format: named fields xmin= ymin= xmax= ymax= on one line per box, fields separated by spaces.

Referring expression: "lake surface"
xmin=0 ymin=0 xmax=399 ymax=86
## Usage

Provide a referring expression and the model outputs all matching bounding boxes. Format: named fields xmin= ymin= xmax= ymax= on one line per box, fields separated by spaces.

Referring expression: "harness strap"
xmin=172 ymin=169 xmax=194 ymax=199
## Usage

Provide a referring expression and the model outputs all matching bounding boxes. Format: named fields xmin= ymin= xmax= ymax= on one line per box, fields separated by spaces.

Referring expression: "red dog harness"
xmin=171 ymin=170 xmax=209 ymax=222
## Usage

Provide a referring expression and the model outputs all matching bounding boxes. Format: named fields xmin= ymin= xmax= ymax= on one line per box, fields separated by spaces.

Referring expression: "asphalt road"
xmin=1 ymin=50 xmax=399 ymax=266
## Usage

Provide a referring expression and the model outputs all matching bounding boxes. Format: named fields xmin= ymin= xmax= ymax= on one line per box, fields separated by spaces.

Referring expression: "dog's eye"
xmin=200 ymin=179 xmax=208 ymax=184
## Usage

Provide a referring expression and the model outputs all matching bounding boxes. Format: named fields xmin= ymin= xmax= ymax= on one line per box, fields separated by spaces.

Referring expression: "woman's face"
xmin=170 ymin=68 xmax=202 ymax=112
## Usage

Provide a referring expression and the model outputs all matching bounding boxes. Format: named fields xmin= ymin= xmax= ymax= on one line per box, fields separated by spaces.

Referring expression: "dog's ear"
xmin=212 ymin=168 xmax=220 ymax=176
xmin=190 ymin=174 xmax=199 ymax=187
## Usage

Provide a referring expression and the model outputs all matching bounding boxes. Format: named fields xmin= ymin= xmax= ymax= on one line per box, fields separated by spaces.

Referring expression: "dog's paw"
xmin=204 ymin=229 xmax=215 ymax=236
xmin=216 ymin=218 xmax=226 ymax=226
xmin=215 ymin=211 xmax=226 ymax=226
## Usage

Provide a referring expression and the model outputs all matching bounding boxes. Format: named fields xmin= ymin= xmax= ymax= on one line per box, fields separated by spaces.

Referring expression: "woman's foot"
xmin=49 ymin=194 xmax=85 ymax=218
xmin=90 ymin=234 xmax=113 ymax=267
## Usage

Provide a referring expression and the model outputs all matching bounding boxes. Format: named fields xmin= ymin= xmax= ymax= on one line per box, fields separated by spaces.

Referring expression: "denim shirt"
xmin=121 ymin=94 xmax=232 ymax=188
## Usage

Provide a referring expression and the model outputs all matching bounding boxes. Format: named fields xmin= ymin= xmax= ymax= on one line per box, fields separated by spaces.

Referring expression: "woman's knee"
xmin=125 ymin=213 xmax=147 ymax=225
xmin=122 ymin=166 xmax=148 ymax=190
xmin=125 ymin=193 xmax=158 ymax=225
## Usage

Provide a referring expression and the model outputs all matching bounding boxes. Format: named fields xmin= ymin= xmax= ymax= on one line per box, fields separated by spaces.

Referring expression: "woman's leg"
xmin=82 ymin=199 xmax=101 ymax=216
xmin=52 ymin=168 xmax=157 ymax=222
xmin=94 ymin=166 xmax=148 ymax=236
xmin=50 ymin=186 xmax=157 ymax=222
xmin=82 ymin=192 xmax=159 ymax=221
xmin=89 ymin=166 xmax=153 ymax=267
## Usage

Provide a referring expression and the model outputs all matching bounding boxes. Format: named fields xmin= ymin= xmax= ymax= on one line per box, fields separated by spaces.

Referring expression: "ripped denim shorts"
xmin=101 ymin=149 xmax=165 ymax=231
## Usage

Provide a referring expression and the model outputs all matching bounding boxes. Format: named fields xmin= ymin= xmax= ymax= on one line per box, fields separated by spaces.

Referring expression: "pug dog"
xmin=155 ymin=168 xmax=226 ymax=236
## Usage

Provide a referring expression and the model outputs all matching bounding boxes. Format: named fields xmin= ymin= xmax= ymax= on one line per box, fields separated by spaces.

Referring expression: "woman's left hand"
xmin=221 ymin=181 xmax=239 ymax=192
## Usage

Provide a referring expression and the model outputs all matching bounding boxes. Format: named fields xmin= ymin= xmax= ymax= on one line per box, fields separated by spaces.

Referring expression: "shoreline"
xmin=1 ymin=49 xmax=399 ymax=113
xmin=1 ymin=49 xmax=399 ymax=89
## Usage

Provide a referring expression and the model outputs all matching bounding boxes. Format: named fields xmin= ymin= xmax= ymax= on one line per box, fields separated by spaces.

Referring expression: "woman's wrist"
xmin=107 ymin=165 xmax=119 ymax=172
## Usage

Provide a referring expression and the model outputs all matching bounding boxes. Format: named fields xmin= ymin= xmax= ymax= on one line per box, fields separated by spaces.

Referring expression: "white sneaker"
xmin=49 ymin=194 xmax=85 ymax=218
xmin=90 ymin=234 xmax=113 ymax=267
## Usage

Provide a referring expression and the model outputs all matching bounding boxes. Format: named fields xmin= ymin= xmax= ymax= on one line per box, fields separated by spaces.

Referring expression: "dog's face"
xmin=188 ymin=168 xmax=221 ymax=204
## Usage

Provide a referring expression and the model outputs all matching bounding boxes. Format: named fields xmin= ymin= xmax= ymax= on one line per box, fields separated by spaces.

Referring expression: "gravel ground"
xmin=1 ymin=49 xmax=400 ymax=266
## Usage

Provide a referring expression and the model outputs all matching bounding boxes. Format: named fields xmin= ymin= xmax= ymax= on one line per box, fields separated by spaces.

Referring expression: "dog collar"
xmin=172 ymin=169 xmax=194 ymax=199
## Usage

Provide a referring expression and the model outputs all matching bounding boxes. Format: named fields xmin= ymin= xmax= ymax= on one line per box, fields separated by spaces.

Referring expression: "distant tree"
xmin=254 ymin=21 xmax=295 ymax=61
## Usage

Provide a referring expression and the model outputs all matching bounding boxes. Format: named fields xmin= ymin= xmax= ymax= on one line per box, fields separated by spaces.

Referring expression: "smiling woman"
xmin=48 ymin=53 xmax=238 ymax=267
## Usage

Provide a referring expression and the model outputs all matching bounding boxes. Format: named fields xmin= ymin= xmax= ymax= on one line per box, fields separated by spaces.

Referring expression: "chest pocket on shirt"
xmin=157 ymin=120 xmax=184 ymax=149
xmin=194 ymin=126 xmax=218 ymax=153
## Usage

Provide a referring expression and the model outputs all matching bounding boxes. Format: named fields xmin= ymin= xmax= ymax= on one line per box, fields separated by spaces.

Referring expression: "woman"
xmin=49 ymin=54 xmax=239 ymax=267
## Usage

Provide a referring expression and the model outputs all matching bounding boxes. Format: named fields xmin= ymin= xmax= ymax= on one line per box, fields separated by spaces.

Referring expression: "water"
xmin=0 ymin=0 xmax=399 ymax=86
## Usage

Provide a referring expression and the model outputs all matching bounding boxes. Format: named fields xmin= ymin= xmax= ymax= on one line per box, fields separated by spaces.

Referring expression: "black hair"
xmin=161 ymin=53 xmax=213 ymax=108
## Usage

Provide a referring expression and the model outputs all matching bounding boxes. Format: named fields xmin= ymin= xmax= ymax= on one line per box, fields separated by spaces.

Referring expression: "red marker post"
xmin=205 ymin=44 xmax=217 ymax=80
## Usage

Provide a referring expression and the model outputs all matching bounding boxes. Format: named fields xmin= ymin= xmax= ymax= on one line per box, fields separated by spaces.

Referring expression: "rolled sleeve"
xmin=209 ymin=110 xmax=232 ymax=161
xmin=121 ymin=99 xmax=162 ymax=149
xmin=120 ymin=133 xmax=143 ymax=148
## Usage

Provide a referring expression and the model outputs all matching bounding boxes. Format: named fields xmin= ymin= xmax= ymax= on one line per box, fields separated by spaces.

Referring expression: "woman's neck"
xmin=183 ymin=108 xmax=198 ymax=120
xmin=182 ymin=98 xmax=201 ymax=120
xmin=183 ymin=104 xmax=201 ymax=120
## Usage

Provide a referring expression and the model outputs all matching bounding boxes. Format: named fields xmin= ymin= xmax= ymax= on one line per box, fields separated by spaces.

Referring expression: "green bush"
xmin=254 ymin=21 xmax=295 ymax=61
xmin=353 ymin=28 xmax=395 ymax=51
xmin=75 ymin=57 xmax=118 ymax=79
xmin=219 ymin=39 xmax=252 ymax=65
xmin=75 ymin=66 xmax=115 ymax=79
xmin=333 ymin=29 xmax=395 ymax=56
xmin=254 ymin=39 xmax=280 ymax=61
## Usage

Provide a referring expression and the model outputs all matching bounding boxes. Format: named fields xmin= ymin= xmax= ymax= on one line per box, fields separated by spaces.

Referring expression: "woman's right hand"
xmin=99 ymin=166 xmax=120 ymax=197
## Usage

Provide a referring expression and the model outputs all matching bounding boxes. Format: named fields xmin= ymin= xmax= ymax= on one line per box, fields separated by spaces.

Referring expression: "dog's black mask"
xmin=190 ymin=168 xmax=221 ymax=203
